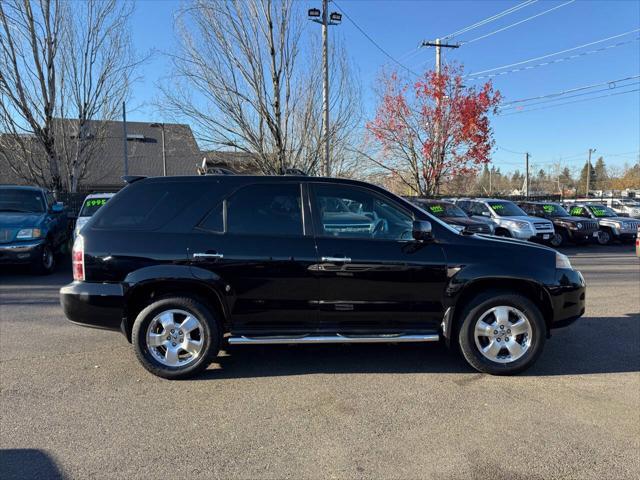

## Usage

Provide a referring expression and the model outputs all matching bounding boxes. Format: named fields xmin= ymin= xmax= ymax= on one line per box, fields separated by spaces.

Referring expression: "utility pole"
xmin=489 ymin=165 xmax=493 ymax=195
xmin=122 ymin=101 xmax=129 ymax=177
xmin=421 ymin=38 xmax=459 ymax=74
xmin=150 ymin=123 xmax=167 ymax=176
xmin=308 ymin=2 xmax=341 ymax=177
xmin=585 ymin=148 xmax=595 ymax=197
xmin=525 ymin=152 xmax=530 ymax=198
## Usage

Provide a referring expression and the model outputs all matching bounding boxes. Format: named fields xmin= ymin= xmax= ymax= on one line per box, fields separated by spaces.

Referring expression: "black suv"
xmin=518 ymin=201 xmax=599 ymax=247
xmin=60 ymin=176 xmax=585 ymax=379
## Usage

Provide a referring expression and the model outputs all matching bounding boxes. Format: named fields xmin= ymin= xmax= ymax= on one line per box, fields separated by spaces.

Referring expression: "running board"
xmin=227 ymin=333 xmax=440 ymax=345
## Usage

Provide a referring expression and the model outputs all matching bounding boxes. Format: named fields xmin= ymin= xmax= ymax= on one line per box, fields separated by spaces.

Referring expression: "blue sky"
xmin=129 ymin=0 xmax=640 ymax=175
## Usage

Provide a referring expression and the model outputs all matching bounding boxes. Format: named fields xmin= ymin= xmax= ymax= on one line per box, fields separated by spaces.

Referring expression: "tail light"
xmin=72 ymin=235 xmax=85 ymax=281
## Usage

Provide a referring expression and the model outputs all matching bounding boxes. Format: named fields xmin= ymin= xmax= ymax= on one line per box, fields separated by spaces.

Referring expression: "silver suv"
xmin=456 ymin=198 xmax=555 ymax=241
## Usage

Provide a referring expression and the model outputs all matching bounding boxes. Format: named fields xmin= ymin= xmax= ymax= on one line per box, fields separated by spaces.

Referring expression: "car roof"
xmin=469 ymin=198 xmax=516 ymax=203
xmin=412 ymin=198 xmax=454 ymax=205
xmin=0 ymin=185 xmax=46 ymax=192
xmin=84 ymin=192 xmax=116 ymax=199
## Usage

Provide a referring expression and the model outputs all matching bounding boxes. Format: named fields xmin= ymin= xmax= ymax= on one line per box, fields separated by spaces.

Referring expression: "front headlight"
xmin=16 ymin=228 xmax=42 ymax=240
xmin=556 ymin=252 xmax=573 ymax=270
xmin=512 ymin=221 xmax=529 ymax=229
xmin=452 ymin=225 xmax=465 ymax=232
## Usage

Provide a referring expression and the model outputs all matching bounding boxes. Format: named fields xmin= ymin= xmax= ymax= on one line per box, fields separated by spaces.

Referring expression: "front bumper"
xmin=546 ymin=269 xmax=586 ymax=328
xmin=60 ymin=281 xmax=125 ymax=331
xmin=0 ymin=240 xmax=45 ymax=265
xmin=567 ymin=229 xmax=599 ymax=241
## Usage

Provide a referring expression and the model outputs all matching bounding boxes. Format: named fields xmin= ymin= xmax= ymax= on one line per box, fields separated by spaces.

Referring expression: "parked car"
xmin=517 ymin=201 xmax=599 ymax=247
xmin=455 ymin=198 xmax=555 ymax=242
xmin=60 ymin=175 xmax=585 ymax=379
xmin=409 ymin=198 xmax=494 ymax=234
xmin=597 ymin=198 xmax=640 ymax=218
xmin=564 ymin=203 xmax=640 ymax=244
xmin=636 ymin=226 xmax=640 ymax=258
xmin=0 ymin=185 xmax=69 ymax=274
xmin=74 ymin=193 xmax=115 ymax=239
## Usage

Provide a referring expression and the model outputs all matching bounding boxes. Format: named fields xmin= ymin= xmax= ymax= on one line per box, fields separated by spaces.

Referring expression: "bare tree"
xmin=0 ymin=0 xmax=64 ymax=190
xmin=56 ymin=0 xmax=138 ymax=192
xmin=162 ymin=0 xmax=362 ymax=176
xmin=0 ymin=0 xmax=141 ymax=192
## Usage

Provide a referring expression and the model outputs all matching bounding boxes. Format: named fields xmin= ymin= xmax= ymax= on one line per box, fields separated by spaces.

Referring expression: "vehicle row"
xmin=408 ymin=197 xmax=639 ymax=248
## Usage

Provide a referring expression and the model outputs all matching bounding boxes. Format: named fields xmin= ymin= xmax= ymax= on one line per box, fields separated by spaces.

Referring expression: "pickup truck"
xmin=0 ymin=185 xmax=69 ymax=274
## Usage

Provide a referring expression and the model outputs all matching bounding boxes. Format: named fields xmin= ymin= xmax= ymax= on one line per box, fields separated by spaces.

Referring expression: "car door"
xmin=189 ymin=181 xmax=319 ymax=335
xmin=309 ymin=182 xmax=447 ymax=334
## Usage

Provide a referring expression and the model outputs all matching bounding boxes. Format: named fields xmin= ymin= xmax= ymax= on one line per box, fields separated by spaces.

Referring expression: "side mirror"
xmin=412 ymin=220 xmax=433 ymax=241
xmin=51 ymin=202 xmax=64 ymax=213
xmin=481 ymin=211 xmax=491 ymax=217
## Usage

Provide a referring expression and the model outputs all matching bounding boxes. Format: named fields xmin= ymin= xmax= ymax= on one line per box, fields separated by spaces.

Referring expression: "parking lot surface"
xmin=1 ymin=245 xmax=639 ymax=479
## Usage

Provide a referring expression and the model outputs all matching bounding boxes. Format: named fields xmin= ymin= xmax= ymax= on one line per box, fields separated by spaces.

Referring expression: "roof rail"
xmin=122 ymin=175 xmax=147 ymax=184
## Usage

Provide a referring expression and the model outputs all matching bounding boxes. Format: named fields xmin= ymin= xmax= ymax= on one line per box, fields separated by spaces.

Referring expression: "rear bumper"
xmin=60 ymin=281 xmax=125 ymax=331
xmin=546 ymin=269 xmax=586 ymax=328
xmin=0 ymin=240 xmax=45 ymax=265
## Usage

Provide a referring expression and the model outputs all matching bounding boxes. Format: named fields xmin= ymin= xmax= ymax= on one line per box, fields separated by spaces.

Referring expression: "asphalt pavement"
xmin=1 ymin=244 xmax=639 ymax=479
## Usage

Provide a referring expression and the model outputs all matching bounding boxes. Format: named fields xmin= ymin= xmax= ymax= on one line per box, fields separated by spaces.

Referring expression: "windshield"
xmin=487 ymin=201 xmax=526 ymax=217
xmin=541 ymin=204 xmax=570 ymax=217
xmin=421 ymin=202 xmax=467 ymax=218
xmin=588 ymin=205 xmax=617 ymax=217
xmin=0 ymin=189 xmax=45 ymax=213
xmin=79 ymin=197 xmax=110 ymax=217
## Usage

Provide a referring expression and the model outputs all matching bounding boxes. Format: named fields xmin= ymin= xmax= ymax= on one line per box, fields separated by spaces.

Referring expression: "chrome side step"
xmin=227 ymin=333 xmax=440 ymax=345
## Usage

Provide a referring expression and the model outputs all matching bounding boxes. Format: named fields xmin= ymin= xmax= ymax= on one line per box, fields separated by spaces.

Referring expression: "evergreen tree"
xmin=594 ymin=157 xmax=608 ymax=189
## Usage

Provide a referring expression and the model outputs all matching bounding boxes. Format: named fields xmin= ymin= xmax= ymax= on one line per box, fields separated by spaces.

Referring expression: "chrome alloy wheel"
xmin=474 ymin=306 xmax=533 ymax=364
xmin=146 ymin=309 xmax=205 ymax=367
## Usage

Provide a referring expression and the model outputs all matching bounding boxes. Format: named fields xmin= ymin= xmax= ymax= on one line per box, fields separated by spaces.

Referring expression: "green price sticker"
xmin=491 ymin=204 xmax=504 ymax=210
xmin=543 ymin=205 xmax=555 ymax=213
xmin=429 ymin=205 xmax=444 ymax=214
xmin=570 ymin=207 xmax=582 ymax=216
xmin=591 ymin=207 xmax=607 ymax=217
xmin=85 ymin=198 xmax=107 ymax=208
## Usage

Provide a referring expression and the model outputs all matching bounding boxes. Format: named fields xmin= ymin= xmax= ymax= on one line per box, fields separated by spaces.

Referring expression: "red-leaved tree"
xmin=366 ymin=65 xmax=501 ymax=195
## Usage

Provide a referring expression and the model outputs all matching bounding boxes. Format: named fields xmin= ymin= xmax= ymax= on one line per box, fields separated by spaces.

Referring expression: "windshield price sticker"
xmin=491 ymin=204 xmax=504 ymax=211
xmin=429 ymin=205 xmax=444 ymax=213
xmin=591 ymin=207 xmax=607 ymax=217
xmin=84 ymin=198 xmax=107 ymax=208
xmin=543 ymin=205 xmax=555 ymax=213
xmin=570 ymin=207 xmax=582 ymax=216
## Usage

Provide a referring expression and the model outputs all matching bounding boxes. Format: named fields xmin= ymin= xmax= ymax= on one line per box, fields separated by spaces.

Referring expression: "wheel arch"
xmin=444 ymin=277 xmax=553 ymax=346
xmin=121 ymin=266 xmax=230 ymax=342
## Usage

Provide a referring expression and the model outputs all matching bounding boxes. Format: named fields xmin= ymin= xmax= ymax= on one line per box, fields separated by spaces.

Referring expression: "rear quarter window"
xmin=92 ymin=181 xmax=208 ymax=230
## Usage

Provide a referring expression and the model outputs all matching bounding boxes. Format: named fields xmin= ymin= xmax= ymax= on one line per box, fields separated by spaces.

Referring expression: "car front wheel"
xmin=458 ymin=292 xmax=546 ymax=375
xmin=132 ymin=296 xmax=221 ymax=379
xmin=31 ymin=242 xmax=55 ymax=275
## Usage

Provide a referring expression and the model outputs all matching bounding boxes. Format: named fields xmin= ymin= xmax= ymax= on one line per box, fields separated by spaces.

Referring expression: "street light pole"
xmin=308 ymin=2 xmax=341 ymax=177
xmin=586 ymin=148 xmax=595 ymax=197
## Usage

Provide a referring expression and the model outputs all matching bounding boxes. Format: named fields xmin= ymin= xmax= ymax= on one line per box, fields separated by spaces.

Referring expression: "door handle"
xmin=321 ymin=256 xmax=351 ymax=263
xmin=193 ymin=252 xmax=224 ymax=260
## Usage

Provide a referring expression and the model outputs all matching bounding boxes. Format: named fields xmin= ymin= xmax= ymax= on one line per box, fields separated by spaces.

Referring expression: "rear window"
xmin=92 ymin=181 xmax=208 ymax=230
xmin=79 ymin=197 xmax=110 ymax=217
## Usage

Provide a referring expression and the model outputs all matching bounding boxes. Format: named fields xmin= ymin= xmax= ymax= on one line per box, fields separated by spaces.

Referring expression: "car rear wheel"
xmin=132 ymin=296 xmax=221 ymax=379
xmin=31 ymin=243 xmax=55 ymax=275
xmin=458 ymin=292 xmax=546 ymax=375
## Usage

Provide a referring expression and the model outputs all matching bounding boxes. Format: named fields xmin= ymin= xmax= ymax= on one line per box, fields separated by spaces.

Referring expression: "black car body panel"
xmin=0 ymin=185 xmax=69 ymax=266
xmin=60 ymin=176 xmax=585 ymax=346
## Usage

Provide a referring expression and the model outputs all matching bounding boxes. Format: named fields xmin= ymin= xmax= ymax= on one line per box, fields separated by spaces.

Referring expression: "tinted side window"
xmin=226 ymin=183 xmax=302 ymax=236
xmin=312 ymin=184 xmax=413 ymax=240
xmin=198 ymin=202 xmax=224 ymax=232
xmin=93 ymin=181 xmax=208 ymax=230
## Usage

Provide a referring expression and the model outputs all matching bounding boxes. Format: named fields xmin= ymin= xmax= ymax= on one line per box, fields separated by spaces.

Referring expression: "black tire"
xmin=457 ymin=291 xmax=546 ymax=375
xmin=31 ymin=242 xmax=56 ymax=275
xmin=549 ymin=231 xmax=564 ymax=248
xmin=132 ymin=296 xmax=221 ymax=379
xmin=597 ymin=229 xmax=611 ymax=245
xmin=495 ymin=228 xmax=511 ymax=238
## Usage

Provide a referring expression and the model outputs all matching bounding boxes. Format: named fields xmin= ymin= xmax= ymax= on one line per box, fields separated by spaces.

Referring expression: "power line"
xmin=332 ymin=1 xmax=420 ymax=77
xmin=461 ymin=0 xmax=575 ymax=45
xmin=466 ymin=28 xmax=640 ymax=78
xmin=497 ymin=87 xmax=640 ymax=116
xmin=500 ymin=75 xmax=640 ymax=107
xmin=443 ymin=0 xmax=538 ymax=39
